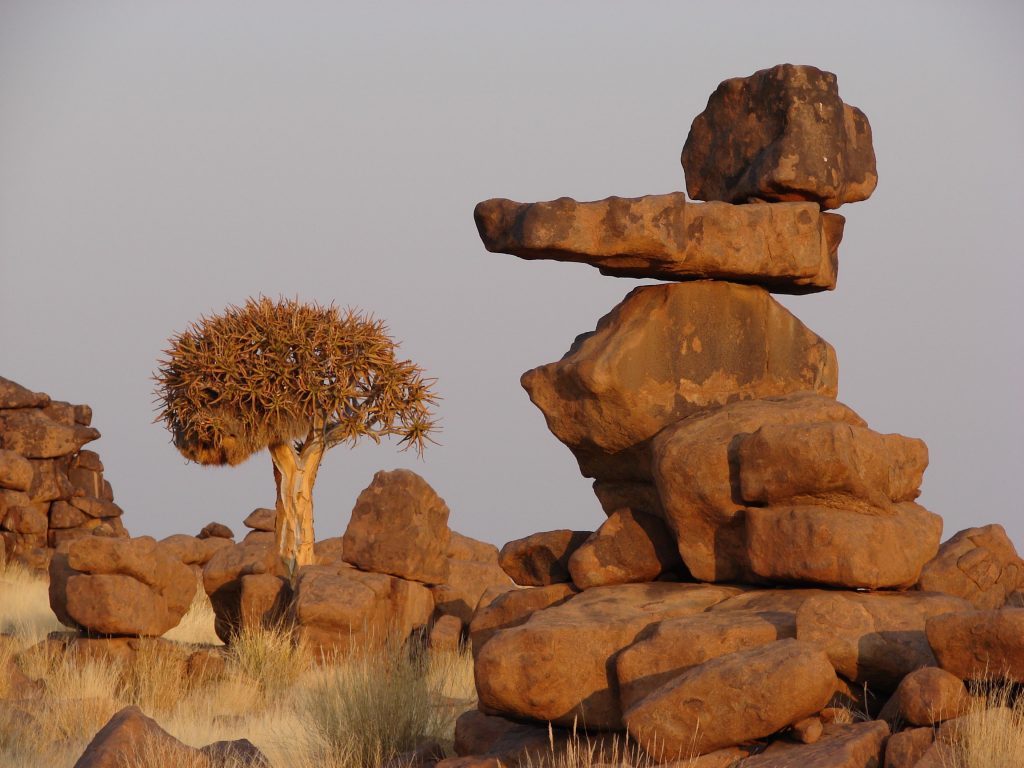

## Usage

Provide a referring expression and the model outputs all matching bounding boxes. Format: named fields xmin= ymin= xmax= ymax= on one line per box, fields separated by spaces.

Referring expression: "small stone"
xmin=739 ymin=721 xmax=889 ymax=767
xmin=429 ymin=614 xmax=464 ymax=652
xmin=882 ymin=727 xmax=935 ymax=768
xmin=243 ymin=507 xmax=276 ymax=531
xmin=792 ymin=716 xmax=824 ymax=744
xmin=198 ymin=521 xmax=234 ymax=540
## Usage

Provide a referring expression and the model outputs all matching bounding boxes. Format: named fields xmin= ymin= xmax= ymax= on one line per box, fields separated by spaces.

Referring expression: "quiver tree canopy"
xmin=153 ymin=296 xmax=438 ymax=575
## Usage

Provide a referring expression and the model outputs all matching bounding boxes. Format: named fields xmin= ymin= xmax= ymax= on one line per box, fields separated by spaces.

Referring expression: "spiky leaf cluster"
xmin=154 ymin=297 xmax=437 ymax=465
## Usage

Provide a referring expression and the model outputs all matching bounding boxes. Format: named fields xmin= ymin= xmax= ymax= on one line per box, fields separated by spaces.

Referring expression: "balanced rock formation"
xmin=0 ymin=375 xmax=128 ymax=572
xmin=460 ymin=63 xmax=1018 ymax=765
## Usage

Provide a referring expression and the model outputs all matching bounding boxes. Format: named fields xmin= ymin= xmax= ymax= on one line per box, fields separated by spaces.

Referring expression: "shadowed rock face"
xmin=522 ymin=281 xmax=838 ymax=487
xmin=682 ymin=63 xmax=877 ymax=210
xmin=474 ymin=193 xmax=844 ymax=293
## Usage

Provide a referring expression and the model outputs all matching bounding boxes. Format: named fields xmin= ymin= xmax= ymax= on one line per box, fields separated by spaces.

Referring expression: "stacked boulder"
xmin=204 ymin=468 xmax=511 ymax=652
xmin=0 ymin=375 xmax=128 ymax=572
xmin=457 ymin=64 xmax=1024 ymax=767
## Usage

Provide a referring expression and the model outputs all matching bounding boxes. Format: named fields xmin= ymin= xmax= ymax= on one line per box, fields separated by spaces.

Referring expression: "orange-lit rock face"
xmin=682 ymin=63 xmax=877 ymax=210
xmin=474 ymin=193 xmax=844 ymax=293
xmin=521 ymin=281 xmax=838 ymax=486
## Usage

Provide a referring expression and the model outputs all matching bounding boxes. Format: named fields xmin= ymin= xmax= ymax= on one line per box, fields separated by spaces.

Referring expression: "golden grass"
xmin=938 ymin=678 xmax=1024 ymax=768
xmin=0 ymin=561 xmax=477 ymax=768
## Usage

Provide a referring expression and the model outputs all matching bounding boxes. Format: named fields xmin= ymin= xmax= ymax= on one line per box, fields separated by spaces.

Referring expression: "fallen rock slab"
xmin=623 ymin=639 xmax=837 ymax=757
xmin=682 ymin=63 xmax=877 ymax=210
xmin=474 ymin=193 xmax=844 ymax=293
xmin=475 ymin=582 xmax=740 ymax=729
xmin=926 ymin=608 xmax=1024 ymax=681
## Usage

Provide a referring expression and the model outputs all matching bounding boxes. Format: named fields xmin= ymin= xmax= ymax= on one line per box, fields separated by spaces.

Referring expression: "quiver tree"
xmin=154 ymin=297 xmax=438 ymax=578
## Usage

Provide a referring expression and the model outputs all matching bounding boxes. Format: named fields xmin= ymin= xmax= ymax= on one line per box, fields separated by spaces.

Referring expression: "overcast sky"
xmin=1 ymin=1 xmax=1022 ymax=552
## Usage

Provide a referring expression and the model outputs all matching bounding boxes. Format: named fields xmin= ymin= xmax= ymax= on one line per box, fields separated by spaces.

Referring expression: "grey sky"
xmin=1 ymin=1 xmax=1022 ymax=551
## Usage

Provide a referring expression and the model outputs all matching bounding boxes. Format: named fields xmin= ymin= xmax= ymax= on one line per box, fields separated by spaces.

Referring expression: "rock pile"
xmin=0 ymin=375 xmax=129 ymax=572
xmin=459 ymin=63 xmax=1024 ymax=767
xmin=204 ymin=468 xmax=511 ymax=651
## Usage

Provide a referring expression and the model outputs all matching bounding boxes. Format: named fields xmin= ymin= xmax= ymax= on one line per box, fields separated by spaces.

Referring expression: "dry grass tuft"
xmin=0 ymin=561 xmax=477 ymax=768
xmin=939 ymin=678 xmax=1024 ymax=768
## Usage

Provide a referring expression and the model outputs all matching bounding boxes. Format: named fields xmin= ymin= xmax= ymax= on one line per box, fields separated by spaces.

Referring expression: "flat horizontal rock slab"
xmin=474 ymin=193 xmax=844 ymax=293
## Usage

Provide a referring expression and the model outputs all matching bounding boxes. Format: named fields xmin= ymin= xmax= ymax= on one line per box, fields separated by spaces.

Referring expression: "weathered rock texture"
xmin=474 ymin=582 xmax=739 ymax=729
xmin=682 ymin=63 xmax=877 ymax=210
xmin=0 ymin=376 xmax=128 ymax=572
xmin=498 ymin=530 xmax=591 ymax=586
xmin=475 ymin=193 xmax=844 ymax=293
xmin=343 ymin=469 xmax=451 ymax=584
xmin=917 ymin=524 xmax=1023 ymax=609
xmin=926 ymin=608 xmax=1024 ymax=682
xmin=623 ymin=639 xmax=837 ymax=757
xmin=523 ymin=282 xmax=838 ymax=486
xmin=50 ymin=536 xmax=196 ymax=636
xmin=568 ymin=508 xmax=681 ymax=589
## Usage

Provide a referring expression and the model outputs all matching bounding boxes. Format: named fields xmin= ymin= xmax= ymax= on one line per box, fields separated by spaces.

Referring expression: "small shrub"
xmin=227 ymin=621 xmax=310 ymax=694
xmin=299 ymin=639 xmax=461 ymax=768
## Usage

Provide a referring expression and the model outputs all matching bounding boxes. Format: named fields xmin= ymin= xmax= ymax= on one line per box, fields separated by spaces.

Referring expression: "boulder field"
xmin=455 ymin=63 xmax=1024 ymax=768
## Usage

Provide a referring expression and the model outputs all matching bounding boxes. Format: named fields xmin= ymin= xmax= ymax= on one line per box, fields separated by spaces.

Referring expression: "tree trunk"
xmin=270 ymin=440 xmax=324 ymax=581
